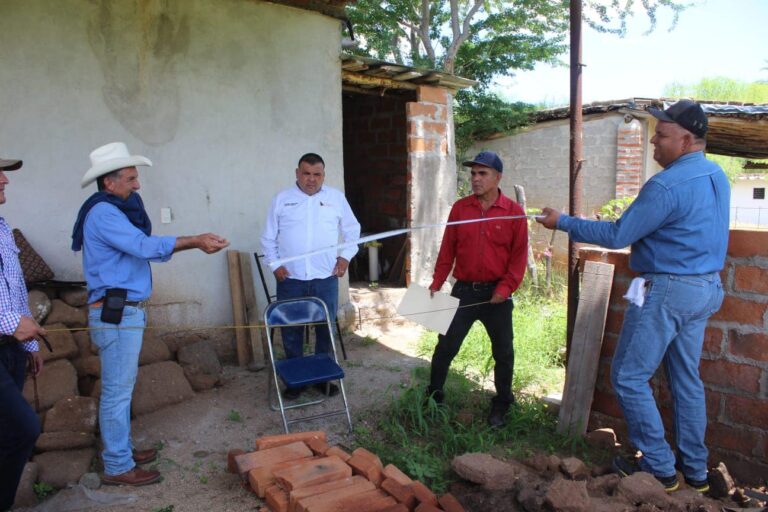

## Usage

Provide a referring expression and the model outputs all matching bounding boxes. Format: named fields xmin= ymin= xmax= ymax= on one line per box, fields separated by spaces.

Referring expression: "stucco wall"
xmin=0 ymin=0 xmax=345 ymax=358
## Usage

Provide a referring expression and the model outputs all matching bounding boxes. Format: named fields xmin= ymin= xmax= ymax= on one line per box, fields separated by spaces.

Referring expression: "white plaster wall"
xmin=0 ymin=0 xmax=344 ymax=356
xmin=731 ymin=178 xmax=768 ymax=227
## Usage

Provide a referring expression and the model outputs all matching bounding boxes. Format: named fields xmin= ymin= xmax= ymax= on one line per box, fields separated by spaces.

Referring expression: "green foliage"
xmin=664 ymin=76 xmax=768 ymax=104
xmin=598 ymin=196 xmax=635 ymax=221
xmin=347 ymin=1 xmax=691 ymax=172
xmin=33 ymin=482 xmax=55 ymax=501
xmin=226 ymin=409 xmax=242 ymax=422
xmin=454 ymin=90 xmax=536 ymax=158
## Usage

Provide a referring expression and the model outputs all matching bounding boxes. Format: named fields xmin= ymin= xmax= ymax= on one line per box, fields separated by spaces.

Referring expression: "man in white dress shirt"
xmin=261 ymin=153 xmax=360 ymax=398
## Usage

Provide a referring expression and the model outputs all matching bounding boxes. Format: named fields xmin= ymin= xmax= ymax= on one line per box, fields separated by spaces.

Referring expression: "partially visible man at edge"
xmin=72 ymin=142 xmax=229 ymax=487
xmin=0 ymin=155 xmax=46 ymax=511
xmin=536 ymin=100 xmax=729 ymax=493
xmin=427 ymin=151 xmax=528 ymax=428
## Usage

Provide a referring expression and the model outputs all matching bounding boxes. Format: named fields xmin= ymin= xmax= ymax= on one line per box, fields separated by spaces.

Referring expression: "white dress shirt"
xmin=261 ymin=184 xmax=361 ymax=280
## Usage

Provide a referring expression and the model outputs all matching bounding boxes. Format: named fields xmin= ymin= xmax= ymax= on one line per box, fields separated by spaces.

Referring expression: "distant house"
xmin=732 ymin=174 xmax=768 ymax=228
xmin=470 ymin=99 xmax=768 ymax=257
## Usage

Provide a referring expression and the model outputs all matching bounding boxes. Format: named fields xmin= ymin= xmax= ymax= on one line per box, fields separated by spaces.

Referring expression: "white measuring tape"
xmin=271 ymin=214 xmax=543 ymax=267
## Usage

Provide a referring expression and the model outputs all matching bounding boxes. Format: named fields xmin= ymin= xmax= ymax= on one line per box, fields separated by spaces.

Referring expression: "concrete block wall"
xmin=474 ymin=115 xmax=624 ymax=264
xmin=583 ymin=229 xmax=768 ymax=484
xmin=406 ymin=86 xmax=457 ymax=287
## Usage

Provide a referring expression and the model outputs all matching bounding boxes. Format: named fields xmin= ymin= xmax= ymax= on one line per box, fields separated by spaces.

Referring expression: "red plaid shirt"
xmin=429 ymin=190 xmax=528 ymax=298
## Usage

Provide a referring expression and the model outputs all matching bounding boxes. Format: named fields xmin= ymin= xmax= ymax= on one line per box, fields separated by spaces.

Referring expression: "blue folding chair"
xmin=264 ymin=297 xmax=352 ymax=433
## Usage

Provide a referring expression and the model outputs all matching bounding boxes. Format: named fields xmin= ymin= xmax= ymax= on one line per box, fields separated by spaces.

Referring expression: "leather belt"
xmin=89 ymin=300 xmax=146 ymax=309
xmin=457 ymin=280 xmax=499 ymax=291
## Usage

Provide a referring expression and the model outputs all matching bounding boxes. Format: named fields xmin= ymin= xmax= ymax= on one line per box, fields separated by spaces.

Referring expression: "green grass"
xmin=33 ymin=482 xmax=55 ymax=501
xmin=352 ymin=266 xmax=597 ymax=493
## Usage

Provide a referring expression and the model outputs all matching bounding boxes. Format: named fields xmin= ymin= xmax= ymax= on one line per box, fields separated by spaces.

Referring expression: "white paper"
xmin=396 ymin=283 xmax=459 ymax=335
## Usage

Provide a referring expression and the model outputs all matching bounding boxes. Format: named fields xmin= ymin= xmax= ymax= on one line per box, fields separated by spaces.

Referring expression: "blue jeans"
xmin=89 ymin=305 xmax=146 ymax=476
xmin=611 ymin=273 xmax=724 ymax=481
xmin=0 ymin=343 xmax=40 ymax=510
xmin=276 ymin=276 xmax=338 ymax=359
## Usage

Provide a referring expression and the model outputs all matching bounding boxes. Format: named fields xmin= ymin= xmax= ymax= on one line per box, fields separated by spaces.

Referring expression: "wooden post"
xmin=227 ymin=250 xmax=251 ymax=366
xmin=557 ymin=260 xmax=614 ymax=436
xmin=239 ymin=251 xmax=267 ymax=367
xmin=514 ymin=185 xmax=538 ymax=285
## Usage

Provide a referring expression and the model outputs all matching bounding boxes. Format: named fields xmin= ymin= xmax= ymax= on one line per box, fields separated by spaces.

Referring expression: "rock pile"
xmin=449 ymin=451 xmax=728 ymax=512
xmin=229 ymin=430 xmax=465 ymax=512
xmin=14 ymin=285 xmax=224 ymax=507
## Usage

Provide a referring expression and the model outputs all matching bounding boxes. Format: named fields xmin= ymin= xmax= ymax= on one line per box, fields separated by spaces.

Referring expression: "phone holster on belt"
xmin=100 ymin=288 xmax=127 ymax=324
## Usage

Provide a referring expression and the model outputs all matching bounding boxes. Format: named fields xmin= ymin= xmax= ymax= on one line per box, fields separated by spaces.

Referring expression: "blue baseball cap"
xmin=462 ymin=151 xmax=503 ymax=173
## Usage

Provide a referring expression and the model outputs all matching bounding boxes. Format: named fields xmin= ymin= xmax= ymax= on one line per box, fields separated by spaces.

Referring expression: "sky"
xmin=494 ymin=0 xmax=768 ymax=106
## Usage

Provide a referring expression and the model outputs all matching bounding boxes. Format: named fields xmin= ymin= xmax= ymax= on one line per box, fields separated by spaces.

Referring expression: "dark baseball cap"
xmin=0 ymin=157 xmax=22 ymax=171
xmin=649 ymin=99 xmax=708 ymax=138
xmin=462 ymin=151 xmax=503 ymax=173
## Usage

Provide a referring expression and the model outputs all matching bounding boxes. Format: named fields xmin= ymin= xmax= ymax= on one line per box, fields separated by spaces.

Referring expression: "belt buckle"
xmin=471 ymin=282 xmax=483 ymax=291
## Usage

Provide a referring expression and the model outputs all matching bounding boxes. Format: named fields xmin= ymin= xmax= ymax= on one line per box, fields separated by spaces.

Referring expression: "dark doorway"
xmin=342 ymin=91 xmax=415 ymax=286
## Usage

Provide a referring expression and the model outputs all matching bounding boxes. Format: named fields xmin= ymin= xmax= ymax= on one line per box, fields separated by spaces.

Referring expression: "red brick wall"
xmin=615 ymin=118 xmax=643 ymax=198
xmin=583 ymin=229 xmax=768 ymax=484
xmin=343 ymin=93 xmax=412 ymax=274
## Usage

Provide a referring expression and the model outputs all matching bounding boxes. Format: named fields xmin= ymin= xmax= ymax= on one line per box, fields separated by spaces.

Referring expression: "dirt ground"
xmin=23 ymin=320 xmax=430 ymax=512
xmin=20 ymin=318 xmax=762 ymax=512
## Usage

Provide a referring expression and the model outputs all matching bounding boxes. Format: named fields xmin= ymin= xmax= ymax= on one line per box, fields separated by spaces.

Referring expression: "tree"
xmin=347 ymin=0 xmax=690 ymax=158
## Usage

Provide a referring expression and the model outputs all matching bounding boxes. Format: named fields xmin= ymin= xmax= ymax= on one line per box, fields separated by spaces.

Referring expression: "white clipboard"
xmin=396 ymin=283 xmax=459 ymax=335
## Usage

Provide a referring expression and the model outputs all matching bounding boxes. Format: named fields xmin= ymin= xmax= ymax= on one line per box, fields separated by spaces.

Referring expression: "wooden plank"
xmin=227 ymin=250 xmax=251 ymax=366
xmin=239 ymin=251 xmax=268 ymax=367
xmin=557 ymin=260 xmax=615 ymax=436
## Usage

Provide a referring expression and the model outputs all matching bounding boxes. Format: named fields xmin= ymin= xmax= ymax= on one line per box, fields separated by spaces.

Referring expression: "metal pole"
xmin=567 ymin=0 xmax=584 ymax=359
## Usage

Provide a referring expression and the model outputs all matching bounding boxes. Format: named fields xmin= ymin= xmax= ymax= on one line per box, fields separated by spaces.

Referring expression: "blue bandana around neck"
xmin=71 ymin=192 xmax=152 ymax=251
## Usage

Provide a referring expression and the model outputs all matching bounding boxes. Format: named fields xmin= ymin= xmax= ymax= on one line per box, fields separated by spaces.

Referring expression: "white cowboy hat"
xmin=81 ymin=142 xmax=152 ymax=188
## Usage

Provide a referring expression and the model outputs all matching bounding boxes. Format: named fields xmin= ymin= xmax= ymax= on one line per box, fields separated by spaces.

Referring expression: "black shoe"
xmin=282 ymin=386 xmax=306 ymax=400
xmin=674 ymin=455 xmax=709 ymax=493
xmin=612 ymin=455 xmax=679 ymax=492
xmin=424 ymin=387 xmax=444 ymax=405
xmin=487 ymin=401 xmax=510 ymax=428
xmin=683 ymin=475 xmax=709 ymax=493
xmin=313 ymin=382 xmax=339 ymax=396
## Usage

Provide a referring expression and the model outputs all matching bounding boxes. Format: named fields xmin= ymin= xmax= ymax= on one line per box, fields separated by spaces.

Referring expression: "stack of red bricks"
xmin=227 ymin=431 xmax=465 ymax=512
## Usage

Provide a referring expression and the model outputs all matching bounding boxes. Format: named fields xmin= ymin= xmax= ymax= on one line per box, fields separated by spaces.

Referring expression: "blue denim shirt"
xmin=82 ymin=202 xmax=176 ymax=303
xmin=557 ymin=151 xmax=730 ymax=275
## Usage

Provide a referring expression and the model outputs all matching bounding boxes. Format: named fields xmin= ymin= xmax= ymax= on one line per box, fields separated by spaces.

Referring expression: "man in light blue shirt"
xmin=72 ymin=142 xmax=229 ymax=487
xmin=261 ymin=153 xmax=360 ymax=399
xmin=537 ymin=100 xmax=729 ymax=493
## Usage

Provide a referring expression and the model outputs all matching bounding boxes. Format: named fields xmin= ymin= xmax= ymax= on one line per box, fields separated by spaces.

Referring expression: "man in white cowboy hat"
xmin=72 ymin=142 xmax=229 ymax=487
xmin=0 ymin=155 xmax=47 ymax=510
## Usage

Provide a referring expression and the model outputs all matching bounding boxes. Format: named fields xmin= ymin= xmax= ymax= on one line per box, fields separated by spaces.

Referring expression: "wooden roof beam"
xmin=341 ymin=71 xmax=418 ymax=90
